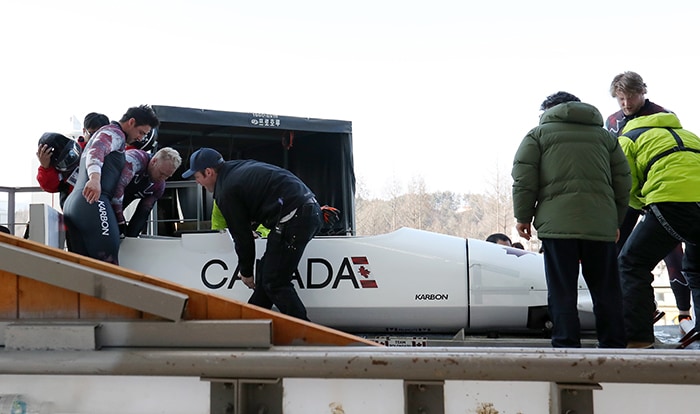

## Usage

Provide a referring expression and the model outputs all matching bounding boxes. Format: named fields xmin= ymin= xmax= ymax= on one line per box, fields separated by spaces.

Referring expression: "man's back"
xmin=215 ymin=160 xmax=314 ymax=227
xmin=512 ymin=102 xmax=630 ymax=241
xmin=512 ymin=92 xmax=630 ymax=348
xmin=619 ymin=112 xmax=700 ymax=208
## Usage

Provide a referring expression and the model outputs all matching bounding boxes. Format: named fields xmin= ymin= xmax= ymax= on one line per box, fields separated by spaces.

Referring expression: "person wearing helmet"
xmin=110 ymin=147 xmax=181 ymax=238
xmin=127 ymin=127 xmax=158 ymax=152
xmin=36 ymin=112 xmax=110 ymax=208
xmin=63 ymin=105 xmax=159 ymax=265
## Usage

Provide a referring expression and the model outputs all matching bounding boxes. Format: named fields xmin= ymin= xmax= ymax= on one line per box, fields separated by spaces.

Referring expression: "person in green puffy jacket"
xmin=617 ymin=111 xmax=700 ymax=348
xmin=512 ymin=91 xmax=631 ymax=348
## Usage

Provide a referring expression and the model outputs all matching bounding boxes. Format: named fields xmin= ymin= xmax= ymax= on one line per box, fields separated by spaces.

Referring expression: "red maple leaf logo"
xmin=358 ymin=265 xmax=371 ymax=278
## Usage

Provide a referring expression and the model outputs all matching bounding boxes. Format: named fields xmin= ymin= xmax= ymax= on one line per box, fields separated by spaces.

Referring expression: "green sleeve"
xmin=211 ymin=201 xmax=227 ymax=230
xmin=255 ymin=224 xmax=270 ymax=238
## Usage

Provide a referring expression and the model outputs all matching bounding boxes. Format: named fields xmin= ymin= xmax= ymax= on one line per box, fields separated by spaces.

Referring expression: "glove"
xmin=321 ymin=205 xmax=340 ymax=225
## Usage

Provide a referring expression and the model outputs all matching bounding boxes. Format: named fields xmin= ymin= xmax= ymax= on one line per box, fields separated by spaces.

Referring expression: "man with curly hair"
xmin=512 ymin=92 xmax=631 ymax=348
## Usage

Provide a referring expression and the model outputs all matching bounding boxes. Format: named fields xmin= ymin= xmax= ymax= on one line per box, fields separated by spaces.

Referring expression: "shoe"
xmin=627 ymin=341 xmax=655 ymax=349
xmin=679 ymin=315 xmax=693 ymax=336
xmin=653 ymin=309 xmax=665 ymax=324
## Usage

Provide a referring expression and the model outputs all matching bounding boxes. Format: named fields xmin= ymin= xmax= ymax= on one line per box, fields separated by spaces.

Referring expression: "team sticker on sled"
xmin=200 ymin=255 xmax=380 ymax=289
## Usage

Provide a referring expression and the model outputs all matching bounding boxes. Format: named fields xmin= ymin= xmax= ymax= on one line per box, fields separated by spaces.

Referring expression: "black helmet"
xmin=38 ymin=132 xmax=82 ymax=172
xmin=130 ymin=127 xmax=158 ymax=152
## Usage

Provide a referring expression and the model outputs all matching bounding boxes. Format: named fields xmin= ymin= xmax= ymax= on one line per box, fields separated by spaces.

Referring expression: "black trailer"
xmin=150 ymin=105 xmax=355 ymax=236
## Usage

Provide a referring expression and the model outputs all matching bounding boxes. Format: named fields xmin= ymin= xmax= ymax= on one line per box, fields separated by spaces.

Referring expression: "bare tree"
xmin=381 ymin=176 xmax=404 ymax=232
xmin=403 ymin=176 xmax=432 ymax=230
xmin=355 ymin=171 xmax=524 ymax=244
xmin=428 ymin=191 xmax=465 ymax=235
xmin=481 ymin=162 xmax=516 ymax=238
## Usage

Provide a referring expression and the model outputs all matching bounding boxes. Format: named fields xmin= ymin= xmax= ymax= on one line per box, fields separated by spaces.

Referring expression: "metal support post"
xmin=405 ymin=380 xmax=444 ymax=414
xmin=551 ymin=382 xmax=602 ymax=414
xmin=7 ymin=188 xmax=15 ymax=234
xmin=206 ymin=378 xmax=282 ymax=414
xmin=209 ymin=380 xmax=236 ymax=414
xmin=239 ymin=379 xmax=283 ymax=414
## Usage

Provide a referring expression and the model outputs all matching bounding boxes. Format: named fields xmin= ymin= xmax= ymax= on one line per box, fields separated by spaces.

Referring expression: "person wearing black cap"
xmin=182 ymin=147 xmax=323 ymax=321
xmin=36 ymin=112 xmax=109 ymax=208
xmin=63 ymin=105 xmax=159 ymax=264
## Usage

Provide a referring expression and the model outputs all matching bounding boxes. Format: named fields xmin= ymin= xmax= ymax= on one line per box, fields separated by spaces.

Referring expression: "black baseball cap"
xmin=182 ymin=147 xmax=224 ymax=178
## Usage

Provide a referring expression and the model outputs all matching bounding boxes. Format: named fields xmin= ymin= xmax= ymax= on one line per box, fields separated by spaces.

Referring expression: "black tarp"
xmin=151 ymin=105 xmax=355 ymax=236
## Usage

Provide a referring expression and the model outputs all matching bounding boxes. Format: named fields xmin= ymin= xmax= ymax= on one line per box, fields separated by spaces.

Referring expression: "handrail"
xmin=0 ymin=183 xmax=205 ymax=236
xmin=0 ymin=346 xmax=698 ymax=384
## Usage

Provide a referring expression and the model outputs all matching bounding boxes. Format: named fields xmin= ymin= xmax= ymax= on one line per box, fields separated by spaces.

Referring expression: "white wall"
xmin=0 ymin=376 xmax=208 ymax=414
xmin=2 ymin=376 xmax=700 ymax=413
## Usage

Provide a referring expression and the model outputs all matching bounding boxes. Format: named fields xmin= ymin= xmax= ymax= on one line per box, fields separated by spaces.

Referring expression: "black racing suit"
xmin=63 ymin=122 xmax=126 ymax=264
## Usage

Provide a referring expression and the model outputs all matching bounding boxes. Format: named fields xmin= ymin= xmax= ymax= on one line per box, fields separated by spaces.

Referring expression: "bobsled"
xmin=119 ymin=227 xmax=595 ymax=334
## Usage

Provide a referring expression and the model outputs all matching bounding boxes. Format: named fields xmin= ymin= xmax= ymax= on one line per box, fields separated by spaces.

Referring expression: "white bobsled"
xmin=119 ymin=227 xmax=595 ymax=334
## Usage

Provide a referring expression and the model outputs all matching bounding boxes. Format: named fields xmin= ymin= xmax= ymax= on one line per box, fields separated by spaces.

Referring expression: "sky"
xmin=2 ymin=0 xmax=700 ymax=199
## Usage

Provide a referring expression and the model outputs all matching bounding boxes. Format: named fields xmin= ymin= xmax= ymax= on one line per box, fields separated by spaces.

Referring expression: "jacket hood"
xmin=540 ymin=102 xmax=603 ymax=127
xmin=621 ymin=112 xmax=683 ymax=134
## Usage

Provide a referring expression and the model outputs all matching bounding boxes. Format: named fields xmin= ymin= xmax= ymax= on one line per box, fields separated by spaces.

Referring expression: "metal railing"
xmin=0 ymin=346 xmax=699 ymax=413
xmin=0 ymin=185 xmax=58 ymax=236
xmin=0 ymin=182 xmax=207 ymax=237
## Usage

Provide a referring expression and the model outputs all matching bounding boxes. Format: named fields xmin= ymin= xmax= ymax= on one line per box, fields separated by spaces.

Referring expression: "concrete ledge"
xmin=6 ymin=323 xmax=99 ymax=351
xmin=0 ymin=320 xmax=272 ymax=349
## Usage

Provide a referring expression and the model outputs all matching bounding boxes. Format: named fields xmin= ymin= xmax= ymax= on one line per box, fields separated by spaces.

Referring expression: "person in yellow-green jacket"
xmin=211 ymin=200 xmax=270 ymax=238
xmin=617 ymin=111 xmax=700 ymax=348
xmin=606 ymin=71 xmax=691 ymax=330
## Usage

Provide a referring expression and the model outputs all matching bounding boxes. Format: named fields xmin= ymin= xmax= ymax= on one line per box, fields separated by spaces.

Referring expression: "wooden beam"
xmin=0 ymin=243 xmax=188 ymax=321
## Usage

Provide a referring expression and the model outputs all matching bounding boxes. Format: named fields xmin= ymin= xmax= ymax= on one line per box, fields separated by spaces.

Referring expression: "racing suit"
xmin=111 ymin=149 xmax=166 ymax=237
xmin=63 ymin=122 xmax=126 ymax=264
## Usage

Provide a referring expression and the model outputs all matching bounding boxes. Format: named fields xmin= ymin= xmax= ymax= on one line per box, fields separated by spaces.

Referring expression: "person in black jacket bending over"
xmin=182 ymin=147 xmax=323 ymax=320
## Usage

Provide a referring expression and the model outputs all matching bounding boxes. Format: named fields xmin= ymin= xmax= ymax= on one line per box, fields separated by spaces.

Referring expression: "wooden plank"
xmin=18 ymin=277 xmax=78 ymax=319
xmin=0 ymin=232 xmax=379 ymax=347
xmin=0 ymin=270 xmax=18 ymax=318
xmin=78 ymin=295 xmax=141 ymax=319
xmin=205 ymin=294 xmax=243 ymax=320
xmin=0 ymin=243 xmax=188 ymax=321
xmin=240 ymin=305 xmax=378 ymax=347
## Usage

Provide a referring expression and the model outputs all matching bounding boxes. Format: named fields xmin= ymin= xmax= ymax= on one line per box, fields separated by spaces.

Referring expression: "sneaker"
xmin=653 ymin=309 xmax=665 ymax=324
xmin=627 ymin=341 xmax=655 ymax=349
xmin=679 ymin=315 xmax=693 ymax=336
